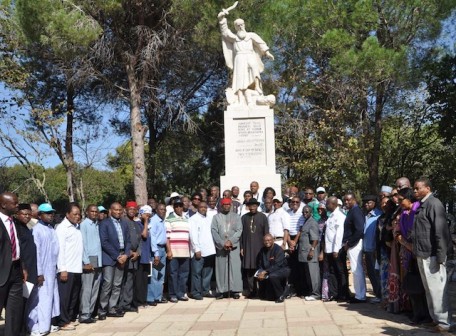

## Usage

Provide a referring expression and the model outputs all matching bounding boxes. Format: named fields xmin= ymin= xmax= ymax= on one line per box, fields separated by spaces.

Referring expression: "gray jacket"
xmin=412 ymin=195 xmax=451 ymax=264
xmin=298 ymin=217 xmax=320 ymax=263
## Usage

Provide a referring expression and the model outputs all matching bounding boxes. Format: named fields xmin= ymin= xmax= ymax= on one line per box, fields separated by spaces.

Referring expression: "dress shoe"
xmin=124 ymin=306 xmax=138 ymax=312
xmin=215 ymin=293 xmax=224 ymax=300
xmin=349 ymin=298 xmax=367 ymax=304
xmin=79 ymin=318 xmax=96 ymax=324
xmin=148 ymin=301 xmax=158 ymax=306
xmin=178 ymin=296 xmax=189 ymax=301
xmin=169 ymin=297 xmax=178 ymax=303
xmin=97 ymin=314 xmax=106 ymax=321
xmin=157 ymin=298 xmax=168 ymax=304
xmin=203 ymin=292 xmax=215 ymax=298
xmin=232 ymin=293 xmax=241 ymax=299
xmin=275 ymin=296 xmax=285 ymax=303
xmin=107 ymin=311 xmax=123 ymax=317
xmin=193 ymin=295 xmax=203 ymax=300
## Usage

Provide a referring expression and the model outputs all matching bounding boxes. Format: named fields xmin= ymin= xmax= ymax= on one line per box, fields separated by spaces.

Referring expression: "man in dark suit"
xmin=0 ymin=192 xmax=24 ymax=336
xmin=412 ymin=177 xmax=453 ymax=332
xmin=341 ymin=192 xmax=366 ymax=303
xmin=256 ymin=233 xmax=290 ymax=303
xmin=98 ymin=202 xmax=131 ymax=319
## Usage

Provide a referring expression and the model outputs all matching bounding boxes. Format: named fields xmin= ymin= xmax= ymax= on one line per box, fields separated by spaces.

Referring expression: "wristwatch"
xmin=310 ymin=247 xmax=315 ymax=251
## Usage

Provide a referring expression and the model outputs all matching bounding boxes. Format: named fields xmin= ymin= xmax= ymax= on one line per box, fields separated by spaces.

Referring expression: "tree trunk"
xmin=368 ymin=84 xmax=386 ymax=195
xmin=147 ymin=116 xmax=157 ymax=198
xmin=65 ymin=84 xmax=76 ymax=202
xmin=126 ymin=62 xmax=148 ymax=204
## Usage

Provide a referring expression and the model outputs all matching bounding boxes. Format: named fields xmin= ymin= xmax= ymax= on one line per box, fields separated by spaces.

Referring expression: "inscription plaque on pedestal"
xmin=233 ymin=118 xmax=266 ymax=166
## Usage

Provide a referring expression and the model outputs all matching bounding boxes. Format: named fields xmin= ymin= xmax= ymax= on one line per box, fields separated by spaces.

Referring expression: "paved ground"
xmin=1 ymin=281 xmax=455 ymax=336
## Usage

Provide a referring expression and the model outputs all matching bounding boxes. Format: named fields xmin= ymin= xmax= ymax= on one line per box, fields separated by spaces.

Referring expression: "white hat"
xmin=139 ymin=205 xmax=153 ymax=215
xmin=316 ymin=187 xmax=326 ymax=193
xmin=380 ymin=186 xmax=393 ymax=193
xmin=337 ymin=198 xmax=343 ymax=206
xmin=170 ymin=192 xmax=181 ymax=198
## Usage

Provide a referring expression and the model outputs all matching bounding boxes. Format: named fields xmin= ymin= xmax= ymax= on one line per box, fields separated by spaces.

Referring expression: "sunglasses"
xmin=291 ymin=201 xmax=300 ymax=204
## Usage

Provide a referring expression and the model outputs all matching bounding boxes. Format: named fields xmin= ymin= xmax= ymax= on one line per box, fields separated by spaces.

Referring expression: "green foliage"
xmin=16 ymin=0 xmax=102 ymax=58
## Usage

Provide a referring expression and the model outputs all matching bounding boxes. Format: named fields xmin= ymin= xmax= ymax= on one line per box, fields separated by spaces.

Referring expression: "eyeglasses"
xmin=304 ymin=192 xmax=313 ymax=195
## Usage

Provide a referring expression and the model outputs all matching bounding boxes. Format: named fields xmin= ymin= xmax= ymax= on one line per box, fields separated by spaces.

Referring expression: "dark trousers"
xmin=191 ymin=255 xmax=215 ymax=297
xmin=364 ymin=251 xmax=381 ymax=298
xmin=326 ymin=252 xmax=347 ymax=300
xmin=338 ymin=248 xmax=350 ymax=299
xmin=58 ymin=272 xmax=81 ymax=325
xmin=0 ymin=261 xmax=24 ymax=336
xmin=134 ymin=263 xmax=150 ymax=306
xmin=120 ymin=264 xmax=137 ymax=310
xmin=242 ymin=268 xmax=258 ymax=296
xmin=287 ymin=235 xmax=299 ymax=291
xmin=168 ymin=258 xmax=190 ymax=299
xmin=258 ymin=268 xmax=290 ymax=300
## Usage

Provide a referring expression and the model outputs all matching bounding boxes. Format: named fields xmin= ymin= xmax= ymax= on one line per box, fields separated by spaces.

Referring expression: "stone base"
xmin=220 ymin=104 xmax=282 ymax=200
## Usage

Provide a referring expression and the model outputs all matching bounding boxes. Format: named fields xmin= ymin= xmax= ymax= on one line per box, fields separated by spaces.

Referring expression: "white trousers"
xmin=347 ymin=239 xmax=366 ymax=300
xmin=417 ymin=256 xmax=452 ymax=329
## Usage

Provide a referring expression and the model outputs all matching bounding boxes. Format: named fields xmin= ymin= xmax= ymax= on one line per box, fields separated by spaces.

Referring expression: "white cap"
xmin=139 ymin=205 xmax=153 ymax=215
xmin=170 ymin=192 xmax=181 ymax=198
xmin=380 ymin=186 xmax=393 ymax=193
xmin=316 ymin=187 xmax=326 ymax=193
xmin=337 ymin=198 xmax=343 ymax=206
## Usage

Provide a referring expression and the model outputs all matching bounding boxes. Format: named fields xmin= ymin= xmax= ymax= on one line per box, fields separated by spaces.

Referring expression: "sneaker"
xmin=30 ymin=331 xmax=49 ymax=336
xmin=50 ymin=325 xmax=60 ymax=333
xmin=369 ymin=297 xmax=381 ymax=304
xmin=304 ymin=296 xmax=320 ymax=301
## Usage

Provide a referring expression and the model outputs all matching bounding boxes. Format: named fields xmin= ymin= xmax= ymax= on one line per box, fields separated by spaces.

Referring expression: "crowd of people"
xmin=0 ymin=177 xmax=454 ymax=336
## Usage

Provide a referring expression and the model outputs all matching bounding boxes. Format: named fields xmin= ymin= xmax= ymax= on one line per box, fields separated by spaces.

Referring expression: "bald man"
xmin=256 ymin=234 xmax=290 ymax=303
xmin=0 ymin=192 xmax=23 ymax=336
xmin=395 ymin=177 xmax=411 ymax=190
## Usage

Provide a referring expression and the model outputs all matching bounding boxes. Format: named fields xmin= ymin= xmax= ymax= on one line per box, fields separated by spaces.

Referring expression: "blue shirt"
xmin=149 ymin=214 xmax=167 ymax=257
xmin=138 ymin=222 xmax=152 ymax=264
xmin=363 ymin=208 xmax=383 ymax=252
xmin=79 ymin=217 xmax=103 ymax=267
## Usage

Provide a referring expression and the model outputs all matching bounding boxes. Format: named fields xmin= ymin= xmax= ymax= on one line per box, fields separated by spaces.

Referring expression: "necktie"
xmin=8 ymin=217 xmax=17 ymax=260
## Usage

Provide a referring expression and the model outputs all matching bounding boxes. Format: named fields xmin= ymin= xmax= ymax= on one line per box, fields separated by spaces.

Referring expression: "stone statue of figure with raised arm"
xmin=218 ymin=2 xmax=275 ymax=106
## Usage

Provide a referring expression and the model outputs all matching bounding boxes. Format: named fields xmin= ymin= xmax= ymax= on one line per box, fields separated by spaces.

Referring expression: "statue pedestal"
xmin=220 ymin=104 xmax=282 ymax=199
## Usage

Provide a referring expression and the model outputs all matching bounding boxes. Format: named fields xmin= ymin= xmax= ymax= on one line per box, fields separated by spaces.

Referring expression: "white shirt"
xmin=324 ymin=207 xmax=346 ymax=253
xmin=287 ymin=208 xmax=304 ymax=236
xmin=0 ymin=212 xmax=20 ymax=260
xmin=268 ymin=207 xmax=291 ymax=238
xmin=206 ymin=208 xmax=218 ymax=222
xmin=55 ymin=217 xmax=83 ymax=273
xmin=188 ymin=212 xmax=216 ymax=257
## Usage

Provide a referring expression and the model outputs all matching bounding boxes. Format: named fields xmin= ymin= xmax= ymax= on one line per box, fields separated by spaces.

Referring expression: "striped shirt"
xmin=287 ymin=208 xmax=304 ymax=235
xmin=166 ymin=213 xmax=190 ymax=258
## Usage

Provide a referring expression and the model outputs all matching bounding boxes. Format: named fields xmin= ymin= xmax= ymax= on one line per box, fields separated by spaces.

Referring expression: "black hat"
xmin=18 ymin=203 xmax=31 ymax=211
xmin=245 ymin=198 xmax=260 ymax=206
xmin=173 ymin=198 xmax=184 ymax=206
xmin=362 ymin=195 xmax=377 ymax=202
xmin=272 ymin=198 xmax=283 ymax=203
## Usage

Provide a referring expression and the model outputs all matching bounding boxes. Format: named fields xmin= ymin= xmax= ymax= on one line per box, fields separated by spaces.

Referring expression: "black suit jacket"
xmin=16 ymin=221 xmax=38 ymax=285
xmin=0 ymin=218 xmax=13 ymax=287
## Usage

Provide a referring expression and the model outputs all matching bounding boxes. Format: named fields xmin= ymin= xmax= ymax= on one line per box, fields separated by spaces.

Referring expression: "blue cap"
xmin=98 ymin=205 xmax=108 ymax=213
xmin=38 ymin=203 xmax=56 ymax=213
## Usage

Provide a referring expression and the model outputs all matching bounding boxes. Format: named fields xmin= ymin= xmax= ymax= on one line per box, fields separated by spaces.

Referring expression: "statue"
xmin=218 ymin=2 xmax=275 ymax=106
